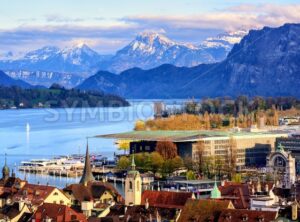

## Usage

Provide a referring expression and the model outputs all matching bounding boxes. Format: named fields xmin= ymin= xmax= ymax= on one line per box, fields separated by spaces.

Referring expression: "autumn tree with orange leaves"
xmin=155 ymin=140 xmax=177 ymax=160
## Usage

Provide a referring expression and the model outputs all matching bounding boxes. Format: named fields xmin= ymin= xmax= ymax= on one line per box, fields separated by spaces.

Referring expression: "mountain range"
xmin=0 ymin=70 xmax=32 ymax=88
xmin=5 ymin=70 xmax=84 ymax=88
xmin=1 ymin=23 xmax=299 ymax=99
xmin=77 ymin=23 xmax=300 ymax=98
xmin=0 ymin=44 xmax=110 ymax=76
xmin=0 ymin=31 xmax=245 ymax=88
xmin=97 ymin=31 xmax=246 ymax=73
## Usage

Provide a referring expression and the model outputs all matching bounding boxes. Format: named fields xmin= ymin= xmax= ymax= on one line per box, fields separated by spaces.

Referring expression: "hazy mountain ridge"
xmin=0 ymin=70 xmax=32 ymax=88
xmin=5 ymin=70 xmax=84 ymax=88
xmin=77 ymin=24 xmax=300 ymax=98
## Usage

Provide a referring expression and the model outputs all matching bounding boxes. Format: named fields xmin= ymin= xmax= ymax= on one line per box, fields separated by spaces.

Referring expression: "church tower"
xmin=80 ymin=139 xmax=95 ymax=186
xmin=2 ymin=154 xmax=9 ymax=180
xmin=125 ymin=154 xmax=141 ymax=205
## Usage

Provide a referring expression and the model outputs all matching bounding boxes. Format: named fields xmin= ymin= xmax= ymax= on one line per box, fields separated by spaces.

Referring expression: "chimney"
xmin=145 ymin=198 xmax=149 ymax=210
xmin=81 ymin=201 xmax=93 ymax=217
xmin=265 ymin=184 xmax=269 ymax=193
xmin=242 ymin=214 xmax=249 ymax=221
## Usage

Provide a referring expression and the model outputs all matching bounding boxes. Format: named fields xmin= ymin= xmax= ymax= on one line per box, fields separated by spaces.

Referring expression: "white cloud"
xmin=123 ymin=3 xmax=300 ymax=31
xmin=0 ymin=3 xmax=299 ymax=54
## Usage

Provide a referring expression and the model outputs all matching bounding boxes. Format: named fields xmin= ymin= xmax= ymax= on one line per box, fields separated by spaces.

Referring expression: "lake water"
xmin=0 ymin=99 xmax=186 ymax=188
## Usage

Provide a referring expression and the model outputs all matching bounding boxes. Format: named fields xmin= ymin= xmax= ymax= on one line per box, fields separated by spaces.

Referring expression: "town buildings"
xmin=0 ymin=137 xmax=300 ymax=221
xmin=99 ymin=130 xmax=288 ymax=167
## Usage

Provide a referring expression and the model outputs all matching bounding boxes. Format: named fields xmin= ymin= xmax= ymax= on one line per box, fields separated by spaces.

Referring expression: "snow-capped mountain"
xmin=0 ymin=44 xmax=111 ymax=76
xmin=0 ymin=31 xmax=246 ymax=86
xmin=201 ymin=30 xmax=248 ymax=48
xmin=78 ymin=24 xmax=300 ymax=98
xmin=99 ymin=32 xmax=246 ymax=73
xmin=196 ymin=30 xmax=248 ymax=62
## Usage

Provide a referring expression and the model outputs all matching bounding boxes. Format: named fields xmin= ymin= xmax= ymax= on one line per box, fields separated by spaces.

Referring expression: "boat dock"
xmin=17 ymin=155 xmax=117 ymax=178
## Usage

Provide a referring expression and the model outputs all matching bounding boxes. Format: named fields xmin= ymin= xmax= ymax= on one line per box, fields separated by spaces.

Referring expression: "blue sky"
xmin=0 ymin=0 xmax=300 ymax=54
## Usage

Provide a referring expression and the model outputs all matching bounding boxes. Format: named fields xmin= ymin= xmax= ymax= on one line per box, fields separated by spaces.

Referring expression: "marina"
xmin=17 ymin=154 xmax=116 ymax=178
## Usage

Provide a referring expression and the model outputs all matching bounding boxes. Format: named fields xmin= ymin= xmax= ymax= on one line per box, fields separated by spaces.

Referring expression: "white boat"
xmin=19 ymin=157 xmax=84 ymax=172
xmin=20 ymin=159 xmax=56 ymax=167
xmin=26 ymin=123 xmax=30 ymax=133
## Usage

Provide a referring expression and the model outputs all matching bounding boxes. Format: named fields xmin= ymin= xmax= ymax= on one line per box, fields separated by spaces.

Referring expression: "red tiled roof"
xmin=218 ymin=209 xmax=277 ymax=222
xmin=141 ymin=190 xmax=193 ymax=209
xmin=13 ymin=184 xmax=56 ymax=206
xmin=124 ymin=205 xmax=177 ymax=222
xmin=33 ymin=203 xmax=87 ymax=222
xmin=64 ymin=181 xmax=123 ymax=203
xmin=219 ymin=182 xmax=251 ymax=209
xmin=100 ymin=204 xmax=177 ymax=222
xmin=178 ymin=199 xmax=233 ymax=222
xmin=219 ymin=181 xmax=275 ymax=209
xmin=0 ymin=177 xmax=26 ymax=188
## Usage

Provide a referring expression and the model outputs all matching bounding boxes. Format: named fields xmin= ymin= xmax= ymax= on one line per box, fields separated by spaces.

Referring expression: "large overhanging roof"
xmin=94 ymin=130 xmax=287 ymax=142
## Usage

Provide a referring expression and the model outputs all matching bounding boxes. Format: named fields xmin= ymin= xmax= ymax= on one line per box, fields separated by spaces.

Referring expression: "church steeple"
xmin=2 ymin=153 xmax=10 ymax=180
xmin=80 ymin=139 xmax=95 ymax=186
xmin=210 ymin=176 xmax=221 ymax=199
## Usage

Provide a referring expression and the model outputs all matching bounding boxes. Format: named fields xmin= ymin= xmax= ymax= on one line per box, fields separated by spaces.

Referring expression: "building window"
xmin=129 ymin=181 xmax=133 ymax=190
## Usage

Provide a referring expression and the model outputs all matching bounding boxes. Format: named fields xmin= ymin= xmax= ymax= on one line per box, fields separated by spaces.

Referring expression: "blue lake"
xmin=0 ymin=99 xmax=186 ymax=188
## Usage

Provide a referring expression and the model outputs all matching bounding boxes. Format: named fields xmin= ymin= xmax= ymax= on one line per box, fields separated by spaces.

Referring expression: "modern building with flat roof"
xmin=96 ymin=130 xmax=288 ymax=167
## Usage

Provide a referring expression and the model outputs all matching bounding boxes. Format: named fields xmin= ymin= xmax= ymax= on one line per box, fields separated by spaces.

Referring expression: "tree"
xmin=155 ymin=140 xmax=177 ymax=160
xmin=161 ymin=156 xmax=184 ymax=177
xmin=150 ymin=152 xmax=164 ymax=173
xmin=203 ymin=156 xmax=215 ymax=179
xmin=134 ymin=120 xmax=146 ymax=131
xmin=194 ymin=141 xmax=205 ymax=176
xmin=203 ymin=111 xmax=211 ymax=129
xmin=185 ymin=100 xmax=198 ymax=114
xmin=213 ymin=156 xmax=227 ymax=178
xmin=272 ymin=106 xmax=279 ymax=126
xmin=186 ymin=170 xmax=196 ymax=180
xmin=183 ymin=157 xmax=194 ymax=171
xmin=171 ymin=156 xmax=184 ymax=171
xmin=232 ymin=173 xmax=242 ymax=182
xmin=134 ymin=153 xmax=152 ymax=171
xmin=117 ymin=156 xmax=130 ymax=170
xmin=227 ymin=137 xmax=237 ymax=180
xmin=117 ymin=140 xmax=131 ymax=154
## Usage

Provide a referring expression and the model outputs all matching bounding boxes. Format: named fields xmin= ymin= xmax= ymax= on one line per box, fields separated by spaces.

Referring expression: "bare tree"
xmin=227 ymin=136 xmax=237 ymax=180
xmin=194 ymin=141 xmax=205 ymax=177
